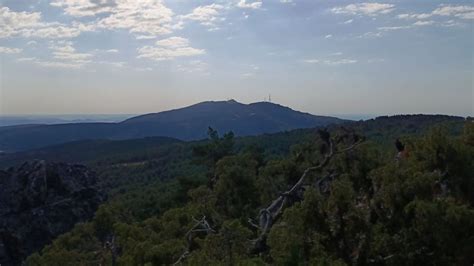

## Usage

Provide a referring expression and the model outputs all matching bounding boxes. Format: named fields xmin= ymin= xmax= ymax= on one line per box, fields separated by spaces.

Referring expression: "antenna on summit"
xmin=268 ymin=94 xmax=272 ymax=103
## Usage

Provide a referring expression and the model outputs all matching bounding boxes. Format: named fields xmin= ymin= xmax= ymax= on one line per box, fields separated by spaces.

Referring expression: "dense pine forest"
xmin=19 ymin=115 xmax=473 ymax=265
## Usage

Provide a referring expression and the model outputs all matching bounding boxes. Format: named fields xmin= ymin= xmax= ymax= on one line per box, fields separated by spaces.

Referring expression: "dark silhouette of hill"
xmin=0 ymin=100 xmax=344 ymax=152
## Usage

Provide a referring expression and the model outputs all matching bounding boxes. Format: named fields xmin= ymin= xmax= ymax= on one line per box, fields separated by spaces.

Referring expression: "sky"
xmin=0 ymin=0 xmax=472 ymax=117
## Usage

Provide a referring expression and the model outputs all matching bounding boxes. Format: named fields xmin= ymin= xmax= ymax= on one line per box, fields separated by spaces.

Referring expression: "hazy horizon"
xmin=1 ymin=0 xmax=473 ymax=116
xmin=0 ymin=97 xmax=469 ymax=119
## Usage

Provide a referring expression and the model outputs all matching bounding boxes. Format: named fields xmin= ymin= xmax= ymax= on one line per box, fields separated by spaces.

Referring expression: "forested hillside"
xmin=15 ymin=115 xmax=473 ymax=265
xmin=0 ymin=100 xmax=344 ymax=152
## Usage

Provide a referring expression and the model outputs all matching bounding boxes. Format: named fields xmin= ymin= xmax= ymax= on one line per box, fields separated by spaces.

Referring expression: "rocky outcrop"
xmin=0 ymin=161 xmax=105 ymax=265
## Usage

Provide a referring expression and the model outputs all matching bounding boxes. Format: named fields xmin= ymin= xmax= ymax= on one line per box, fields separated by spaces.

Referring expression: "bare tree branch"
xmin=250 ymin=131 xmax=364 ymax=251
xmin=174 ymin=216 xmax=215 ymax=265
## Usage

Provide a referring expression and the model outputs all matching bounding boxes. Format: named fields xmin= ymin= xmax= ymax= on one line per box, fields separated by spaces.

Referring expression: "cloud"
xmin=303 ymin=59 xmax=319 ymax=63
xmin=22 ymin=40 xmax=95 ymax=69
xmin=97 ymin=61 xmax=125 ymax=68
xmin=137 ymin=36 xmax=205 ymax=61
xmin=51 ymin=0 xmax=180 ymax=37
xmin=377 ymin=20 xmax=436 ymax=32
xmin=17 ymin=57 xmax=36 ymax=62
xmin=237 ymin=0 xmax=262 ymax=9
xmin=303 ymin=58 xmax=357 ymax=65
xmin=177 ymin=60 xmax=208 ymax=73
xmin=397 ymin=13 xmax=432 ymax=20
xmin=413 ymin=20 xmax=435 ymax=26
xmin=343 ymin=19 xmax=353 ymax=24
xmin=378 ymin=26 xmax=411 ymax=31
xmin=280 ymin=0 xmax=293 ymax=3
xmin=35 ymin=60 xmax=84 ymax=69
xmin=182 ymin=4 xmax=224 ymax=28
xmin=0 ymin=46 xmax=22 ymax=54
xmin=397 ymin=5 xmax=474 ymax=23
xmin=325 ymin=59 xmax=357 ymax=65
xmin=331 ymin=3 xmax=394 ymax=16
xmin=50 ymin=0 xmax=117 ymax=17
xmin=358 ymin=31 xmax=383 ymax=38
xmin=136 ymin=35 xmax=156 ymax=40
xmin=0 ymin=7 xmax=92 ymax=39
xmin=50 ymin=41 xmax=93 ymax=63
xmin=440 ymin=20 xmax=463 ymax=27
xmin=106 ymin=49 xmax=119 ymax=53
xmin=325 ymin=34 xmax=333 ymax=39
xmin=432 ymin=5 xmax=474 ymax=20
xmin=155 ymin=36 xmax=190 ymax=48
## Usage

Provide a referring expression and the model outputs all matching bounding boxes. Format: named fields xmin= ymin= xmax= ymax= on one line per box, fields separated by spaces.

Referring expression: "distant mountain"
xmin=0 ymin=114 xmax=135 ymax=127
xmin=0 ymin=100 xmax=345 ymax=152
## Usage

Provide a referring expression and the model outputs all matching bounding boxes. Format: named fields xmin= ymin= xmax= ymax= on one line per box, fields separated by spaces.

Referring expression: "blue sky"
xmin=0 ymin=0 xmax=472 ymax=116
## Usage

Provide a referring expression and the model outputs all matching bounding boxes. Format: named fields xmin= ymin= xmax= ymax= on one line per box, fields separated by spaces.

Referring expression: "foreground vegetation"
xmin=25 ymin=116 xmax=473 ymax=265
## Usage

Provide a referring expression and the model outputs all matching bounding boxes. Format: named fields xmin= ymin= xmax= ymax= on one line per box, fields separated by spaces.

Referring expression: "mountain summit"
xmin=0 ymin=100 xmax=345 ymax=152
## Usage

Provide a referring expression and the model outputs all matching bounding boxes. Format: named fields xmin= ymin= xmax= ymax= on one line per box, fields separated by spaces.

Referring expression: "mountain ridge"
xmin=0 ymin=100 xmax=345 ymax=152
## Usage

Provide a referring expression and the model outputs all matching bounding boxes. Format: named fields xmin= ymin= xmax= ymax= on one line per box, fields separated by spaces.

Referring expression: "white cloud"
xmin=303 ymin=58 xmax=357 ymax=65
xmin=50 ymin=41 xmax=93 ymax=63
xmin=303 ymin=59 xmax=319 ymax=63
xmin=17 ymin=57 xmax=36 ymax=62
xmin=177 ymin=60 xmax=208 ymax=73
xmin=378 ymin=26 xmax=411 ymax=31
xmin=106 ymin=49 xmax=119 ymax=53
xmin=324 ymin=59 xmax=357 ymax=65
xmin=440 ymin=20 xmax=463 ymax=27
xmin=343 ymin=19 xmax=353 ymax=24
xmin=325 ymin=34 xmax=333 ymax=39
xmin=358 ymin=31 xmax=383 ymax=38
xmin=397 ymin=5 xmax=474 ymax=22
xmin=137 ymin=36 xmax=205 ymax=61
xmin=280 ymin=0 xmax=293 ymax=3
xmin=26 ymin=41 xmax=94 ymax=69
xmin=155 ymin=36 xmax=190 ymax=48
xmin=432 ymin=5 xmax=474 ymax=20
xmin=50 ymin=0 xmax=116 ymax=17
xmin=97 ymin=61 xmax=125 ymax=67
xmin=331 ymin=3 xmax=394 ymax=16
xmin=0 ymin=7 xmax=41 ymax=31
xmin=22 ymin=25 xmax=83 ymax=39
xmin=397 ymin=13 xmax=432 ymax=20
xmin=0 ymin=46 xmax=22 ymax=54
xmin=0 ymin=7 xmax=92 ymax=39
xmin=182 ymin=4 xmax=224 ymax=28
xmin=35 ymin=60 xmax=84 ymax=69
xmin=51 ymin=0 xmax=180 ymax=37
xmin=237 ymin=0 xmax=262 ymax=10
xmin=413 ymin=20 xmax=435 ymax=26
xmin=377 ymin=21 xmax=435 ymax=31
xmin=136 ymin=35 xmax=156 ymax=40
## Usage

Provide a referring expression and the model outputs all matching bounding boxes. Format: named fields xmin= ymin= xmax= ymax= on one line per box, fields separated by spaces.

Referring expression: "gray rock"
xmin=0 ymin=160 xmax=105 ymax=265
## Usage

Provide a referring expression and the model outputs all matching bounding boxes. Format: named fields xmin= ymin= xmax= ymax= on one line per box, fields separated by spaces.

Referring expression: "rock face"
xmin=0 ymin=161 xmax=105 ymax=265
